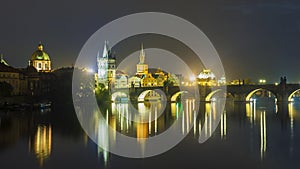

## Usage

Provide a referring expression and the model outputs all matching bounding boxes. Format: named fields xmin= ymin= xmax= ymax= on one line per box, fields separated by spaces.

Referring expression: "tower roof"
xmin=139 ymin=43 xmax=145 ymax=64
xmin=102 ymin=40 xmax=109 ymax=58
xmin=0 ymin=62 xmax=20 ymax=73
xmin=31 ymin=43 xmax=50 ymax=61
xmin=197 ymin=69 xmax=215 ymax=79
xmin=97 ymin=41 xmax=116 ymax=59
xmin=0 ymin=54 xmax=9 ymax=66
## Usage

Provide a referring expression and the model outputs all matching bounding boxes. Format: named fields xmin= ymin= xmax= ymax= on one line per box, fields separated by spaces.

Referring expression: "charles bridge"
xmin=111 ymin=79 xmax=300 ymax=103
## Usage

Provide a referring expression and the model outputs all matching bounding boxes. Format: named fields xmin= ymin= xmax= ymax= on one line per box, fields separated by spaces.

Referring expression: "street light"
xmin=259 ymin=79 xmax=266 ymax=84
xmin=189 ymin=75 xmax=196 ymax=82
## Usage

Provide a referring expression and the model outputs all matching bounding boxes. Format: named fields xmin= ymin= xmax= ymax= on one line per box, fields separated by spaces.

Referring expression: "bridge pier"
xmin=233 ymin=94 xmax=246 ymax=102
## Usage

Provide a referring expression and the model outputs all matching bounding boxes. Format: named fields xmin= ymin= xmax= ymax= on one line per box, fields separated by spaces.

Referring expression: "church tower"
xmin=97 ymin=41 xmax=116 ymax=86
xmin=29 ymin=42 xmax=51 ymax=72
xmin=136 ymin=44 xmax=148 ymax=76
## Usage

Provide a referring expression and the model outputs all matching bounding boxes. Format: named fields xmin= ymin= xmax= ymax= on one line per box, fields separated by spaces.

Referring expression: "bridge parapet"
xmin=110 ymin=83 xmax=300 ymax=102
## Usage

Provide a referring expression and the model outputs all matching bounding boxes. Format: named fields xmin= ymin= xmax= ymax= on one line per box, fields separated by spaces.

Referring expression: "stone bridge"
xmin=110 ymin=82 xmax=300 ymax=103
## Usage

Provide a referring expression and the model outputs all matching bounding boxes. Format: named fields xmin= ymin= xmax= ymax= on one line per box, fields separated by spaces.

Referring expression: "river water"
xmin=0 ymin=99 xmax=299 ymax=169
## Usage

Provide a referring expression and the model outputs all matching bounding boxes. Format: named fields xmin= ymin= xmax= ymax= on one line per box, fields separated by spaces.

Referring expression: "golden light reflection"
xmin=246 ymin=101 xmax=256 ymax=125
xmin=33 ymin=125 xmax=52 ymax=167
xmin=178 ymin=99 xmax=195 ymax=135
xmin=288 ymin=103 xmax=294 ymax=136
xmin=171 ymin=103 xmax=176 ymax=117
xmin=194 ymin=110 xmax=197 ymax=136
xmin=137 ymin=123 xmax=149 ymax=140
xmin=288 ymin=103 xmax=294 ymax=154
xmin=260 ymin=111 xmax=267 ymax=160
xmin=97 ymin=116 xmax=109 ymax=166
xmin=220 ymin=111 xmax=227 ymax=139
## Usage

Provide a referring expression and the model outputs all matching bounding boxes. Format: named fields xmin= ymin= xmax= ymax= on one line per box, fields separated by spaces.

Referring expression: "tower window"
xmin=38 ymin=63 xmax=42 ymax=69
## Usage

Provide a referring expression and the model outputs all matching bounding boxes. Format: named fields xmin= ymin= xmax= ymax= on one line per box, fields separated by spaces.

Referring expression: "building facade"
xmin=0 ymin=59 xmax=22 ymax=95
xmin=0 ymin=44 xmax=54 ymax=97
xmin=197 ymin=69 xmax=217 ymax=86
xmin=29 ymin=43 xmax=51 ymax=72
xmin=97 ymin=41 xmax=116 ymax=86
xmin=136 ymin=44 xmax=148 ymax=76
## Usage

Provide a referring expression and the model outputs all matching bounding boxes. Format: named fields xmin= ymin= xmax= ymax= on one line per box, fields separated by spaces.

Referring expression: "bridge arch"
xmin=171 ymin=91 xmax=188 ymax=102
xmin=205 ymin=89 xmax=224 ymax=101
xmin=245 ymin=88 xmax=277 ymax=101
xmin=111 ymin=92 xmax=128 ymax=102
xmin=138 ymin=90 xmax=165 ymax=102
xmin=288 ymin=89 xmax=300 ymax=102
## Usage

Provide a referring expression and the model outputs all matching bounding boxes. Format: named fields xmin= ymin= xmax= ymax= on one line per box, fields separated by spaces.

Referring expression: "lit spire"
xmin=139 ymin=43 xmax=145 ymax=64
xmin=102 ymin=40 xmax=109 ymax=58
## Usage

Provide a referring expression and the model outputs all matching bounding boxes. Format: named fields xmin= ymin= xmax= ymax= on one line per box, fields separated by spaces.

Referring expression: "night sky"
xmin=1 ymin=0 xmax=300 ymax=83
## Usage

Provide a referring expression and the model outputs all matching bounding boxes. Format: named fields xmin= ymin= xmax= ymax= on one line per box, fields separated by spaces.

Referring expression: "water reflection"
xmin=0 ymin=99 xmax=300 ymax=168
xmin=288 ymin=102 xmax=296 ymax=155
xmin=260 ymin=110 xmax=266 ymax=160
xmin=220 ymin=110 xmax=227 ymax=140
xmin=31 ymin=124 xmax=52 ymax=166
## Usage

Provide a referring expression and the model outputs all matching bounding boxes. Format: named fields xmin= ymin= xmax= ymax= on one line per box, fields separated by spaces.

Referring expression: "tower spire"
xmin=0 ymin=54 xmax=8 ymax=66
xmin=102 ymin=40 xmax=109 ymax=58
xmin=139 ymin=43 xmax=145 ymax=64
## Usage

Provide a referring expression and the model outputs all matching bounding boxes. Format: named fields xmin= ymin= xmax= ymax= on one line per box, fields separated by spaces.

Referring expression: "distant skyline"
xmin=1 ymin=0 xmax=300 ymax=83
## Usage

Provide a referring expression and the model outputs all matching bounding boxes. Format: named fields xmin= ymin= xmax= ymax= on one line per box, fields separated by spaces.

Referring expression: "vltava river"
xmin=0 ymin=99 xmax=299 ymax=169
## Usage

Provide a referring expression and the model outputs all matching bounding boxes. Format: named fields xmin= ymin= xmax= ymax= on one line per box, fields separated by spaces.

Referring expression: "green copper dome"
xmin=31 ymin=43 xmax=50 ymax=61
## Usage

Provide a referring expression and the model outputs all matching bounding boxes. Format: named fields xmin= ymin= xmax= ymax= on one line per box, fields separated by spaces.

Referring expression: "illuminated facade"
xmin=153 ymin=68 xmax=167 ymax=86
xmin=128 ymin=76 xmax=142 ymax=87
xmin=97 ymin=41 xmax=116 ymax=86
xmin=136 ymin=44 xmax=148 ymax=76
xmin=0 ymin=55 xmax=54 ymax=96
xmin=197 ymin=69 xmax=217 ymax=86
xmin=29 ymin=43 xmax=51 ymax=72
xmin=168 ymin=74 xmax=181 ymax=86
xmin=142 ymin=74 xmax=157 ymax=87
xmin=115 ymin=74 xmax=128 ymax=88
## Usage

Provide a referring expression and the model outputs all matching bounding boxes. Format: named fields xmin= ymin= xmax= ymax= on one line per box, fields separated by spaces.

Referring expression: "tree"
xmin=95 ymin=83 xmax=110 ymax=103
xmin=0 ymin=81 xmax=13 ymax=97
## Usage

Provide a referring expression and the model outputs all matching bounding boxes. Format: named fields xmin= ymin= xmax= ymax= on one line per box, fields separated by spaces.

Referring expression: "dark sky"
xmin=1 ymin=0 xmax=300 ymax=83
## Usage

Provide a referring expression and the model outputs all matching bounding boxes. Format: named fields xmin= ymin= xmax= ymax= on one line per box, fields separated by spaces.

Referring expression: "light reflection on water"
xmin=0 ymin=99 xmax=299 ymax=169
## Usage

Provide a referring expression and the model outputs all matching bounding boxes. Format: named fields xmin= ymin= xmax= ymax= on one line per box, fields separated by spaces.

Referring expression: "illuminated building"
xmin=230 ymin=78 xmax=253 ymax=85
xmin=136 ymin=44 xmax=148 ymax=76
xmin=142 ymin=73 xmax=157 ymax=87
xmin=115 ymin=71 xmax=128 ymax=88
xmin=128 ymin=76 xmax=142 ymax=87
xmin=197 ymin=69 xmax=217 ymax=86
xmin=152 ymin=68 xmax=167 ymax=86
xmin=218 ymin=75 xmax=227 ymax=85
xmin=168 ymin=74 xmax=181 ymax=86
xmin=29 ymin=43 xmax=51 ymax=72
xmin=97 ymin=41 xmax=116 ymax=86
xmin=0 ymin=55 xmax=54 ymax=96
xmin=132 ymin=45 xmax=169 ymax=87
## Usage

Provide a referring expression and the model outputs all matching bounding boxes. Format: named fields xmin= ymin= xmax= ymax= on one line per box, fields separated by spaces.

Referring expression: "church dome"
xmin=197 ymin=69 xmax=215 ymax=79
xmin=31 ymin=43 xmax=50 ymax=61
